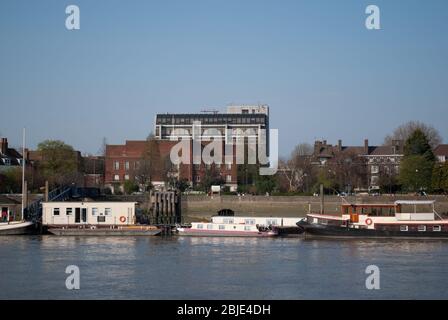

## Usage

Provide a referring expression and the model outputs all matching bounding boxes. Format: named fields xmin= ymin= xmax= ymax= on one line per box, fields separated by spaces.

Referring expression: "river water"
xmin=0 ymin=235 xmax=447 ymax=299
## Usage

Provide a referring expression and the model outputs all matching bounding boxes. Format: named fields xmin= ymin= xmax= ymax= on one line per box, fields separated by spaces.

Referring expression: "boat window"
xmin=418 ymin=225 xmax=426 ymax=232
xmin=400 ymin=225 xmax=408 ymax=232
xmin=320 ymin=219 xmax=328 ymax=225
xmin=267 ymin=219 xmax=277 ymax=226
xmin=245 ymin=219 xmax=255 ymax=225
xmin=92 ymin=208 xmax=98 ymax=216
xmin=53 ymin=208 xmax=60 ymax=216
xmin=343 ymin=207 xmax=349 ymax=215
xmin=207 ymin=224 xmax=213 ymax=230
xmin=223 ymin=218 xmax=234 ymax=224
xmin=105 ymin=208 xmax=111 ymax=216
xmin=433 ymin=225 xmax=441 ymax=232
xmin=197 ymin=224 xmax=203 ymax=229
xmin=66 ymin=208 xmax=72 ymax=216
xmin=219 ymin=225 xmax=225 ymax=230
xmin=244 ymin=226 xmax=251 ymax=231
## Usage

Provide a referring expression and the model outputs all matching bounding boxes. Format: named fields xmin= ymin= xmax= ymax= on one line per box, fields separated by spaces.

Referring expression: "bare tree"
xmin=384 ymin=121 xmax=442 ymax=149
xmin=279 ymin=143 xmax=314 ymax=192
xmin=328 ymin=150 xmax=368 ymax=192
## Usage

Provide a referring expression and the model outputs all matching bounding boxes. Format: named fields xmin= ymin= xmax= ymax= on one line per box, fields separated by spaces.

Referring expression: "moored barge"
xmin=297 ymin=200 xmax=448 ymax=239
xmin=177 ymin=222 xmax=278 ymax=237
xmin=47 ymin=225 xmax=161 ymax=236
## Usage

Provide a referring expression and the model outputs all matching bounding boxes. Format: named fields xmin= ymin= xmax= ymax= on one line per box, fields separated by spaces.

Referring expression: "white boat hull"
xmin=0 ymin=221 xmax=35 ymax=235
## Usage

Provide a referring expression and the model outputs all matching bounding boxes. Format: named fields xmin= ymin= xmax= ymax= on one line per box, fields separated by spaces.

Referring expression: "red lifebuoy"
xmin=119 ymin=216 xmax=126 ymax=223
xmin=365 ymin=218 xmax=373 ymax=226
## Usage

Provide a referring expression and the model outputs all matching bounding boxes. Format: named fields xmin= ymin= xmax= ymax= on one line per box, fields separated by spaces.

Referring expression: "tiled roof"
xmin=434 ymin=144 xmax=448 ymax=156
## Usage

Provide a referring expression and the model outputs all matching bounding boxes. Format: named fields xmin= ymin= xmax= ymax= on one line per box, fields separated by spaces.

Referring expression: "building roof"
xmin=368 ymin=146 xmax=403 ymax=156
xmin=434 ymin=144 xmax=448 ymax=156
xmin=0 ymin=195 xmax=21 ymax=205
xmin=106 ymin=140 xmax=148 ymax=158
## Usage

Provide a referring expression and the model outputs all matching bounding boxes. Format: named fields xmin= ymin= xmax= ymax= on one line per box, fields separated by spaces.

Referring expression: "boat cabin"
xmin=306 ymin=200 xmax=443 ymax=231
xmin=341 ymin=200 xmax=437 ymax=224
xmin=42 ymin=201 xmax=137 ymax=227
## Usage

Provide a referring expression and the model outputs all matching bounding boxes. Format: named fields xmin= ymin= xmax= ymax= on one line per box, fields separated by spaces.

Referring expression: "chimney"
xmin=338 ymin=139 xmax=342 ymax=152
xmin=364 ymin=139 xmax=369 ymax=154
xmin=0 ymin=138 xmax=8 ymax=154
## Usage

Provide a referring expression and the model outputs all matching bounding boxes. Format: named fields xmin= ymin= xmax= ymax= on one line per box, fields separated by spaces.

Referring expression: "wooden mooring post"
xmin=149 ymin=191 xmax=181 ymax=231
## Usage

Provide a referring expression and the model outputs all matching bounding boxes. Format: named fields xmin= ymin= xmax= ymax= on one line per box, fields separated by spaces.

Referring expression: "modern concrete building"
xmin=153 ymin=105 xmax=270 ymax=191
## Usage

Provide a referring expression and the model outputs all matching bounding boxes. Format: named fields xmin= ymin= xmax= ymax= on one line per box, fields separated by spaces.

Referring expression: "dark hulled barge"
xmin=297 ymin=200 xmax=448 ymax=239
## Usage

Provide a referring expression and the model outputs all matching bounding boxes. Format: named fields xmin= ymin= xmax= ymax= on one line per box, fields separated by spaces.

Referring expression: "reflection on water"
xmin=0 ymin=235 xmax=447 ymax=299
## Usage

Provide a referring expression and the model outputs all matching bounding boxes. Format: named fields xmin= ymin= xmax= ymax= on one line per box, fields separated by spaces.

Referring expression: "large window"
xmin=114 ymin=161 xmax=120 ymax=170
xmin=125 ymin=161 xmax=130 ymax=170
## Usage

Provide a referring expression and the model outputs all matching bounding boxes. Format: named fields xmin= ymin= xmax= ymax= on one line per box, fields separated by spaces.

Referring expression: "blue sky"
xmin=0 ymin=0 xmax=447 ymax=156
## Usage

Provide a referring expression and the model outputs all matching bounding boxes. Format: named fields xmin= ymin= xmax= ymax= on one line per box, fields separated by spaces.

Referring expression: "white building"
xmin=42 ymin=201 xmax=136 ymax=226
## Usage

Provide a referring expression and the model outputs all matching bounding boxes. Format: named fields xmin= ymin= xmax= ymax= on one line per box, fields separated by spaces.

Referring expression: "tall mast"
xmin=21 ymin=127 xmax=26 ymax=221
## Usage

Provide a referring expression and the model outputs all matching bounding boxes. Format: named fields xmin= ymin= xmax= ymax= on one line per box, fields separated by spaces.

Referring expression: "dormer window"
xmin=4 ymin=158 xmax=11 ymax=166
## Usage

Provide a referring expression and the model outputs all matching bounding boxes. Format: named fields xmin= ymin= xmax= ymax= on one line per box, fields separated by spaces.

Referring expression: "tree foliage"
xmin=384 ymin=121 xmax=442 ymax=149
xmin=399 ymin=129 xmax=435 ymax=192
xmin=432 ymin=162 xmax=448 ymax=193
xmin=37 ymin=140 xmax=80 ymax=187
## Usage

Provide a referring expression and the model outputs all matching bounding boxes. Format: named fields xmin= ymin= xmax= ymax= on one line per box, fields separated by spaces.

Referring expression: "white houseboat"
xmin=177 ymin=222 xmax=278 ymax=237
xmin=42 ymin=201 xmax=161 ymax=236
xmin=297 ymin=200 xmax=448 ymax=239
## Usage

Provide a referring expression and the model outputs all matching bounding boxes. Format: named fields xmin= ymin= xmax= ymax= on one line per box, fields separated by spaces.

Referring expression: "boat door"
xmin=75 ymin=208 xmax=81 ymax=223
xmin=349 ymin=206 xmax=359 ymax=223
xmin=1 ymin=207 xmax=8 ymax=222
xmin=81 ymin=208 xmax=87 ymax=223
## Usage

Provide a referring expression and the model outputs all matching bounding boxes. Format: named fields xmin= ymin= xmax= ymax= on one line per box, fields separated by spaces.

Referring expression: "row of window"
xmin=53 ymin=207 xmax=112 ymax=216
xmin=400 ymin=225 xmax=441 ymax=232
xmin=197 ymin=224 xmax=253 ymax=231
xmin=220 ymin=218 xmax=277 ymax=225
xmin=114 ymin=174 xmax=131 ymax=181
xmin=370 ymin=165 xmax=400 ymax=174
xmin=194 ymin=175 xmax=233 ymax=183
xmin=194 ymin=163 xmax=232 ymax=170
xmin=368 ymin=157 xmax=401 ymax=163
xmin=157 ymin=115 xmax=266 ymax=125
xmin=0 ymin=158 xmax=23 ymax=166
xmin=114 ymin=161 xmax=138 ymax=171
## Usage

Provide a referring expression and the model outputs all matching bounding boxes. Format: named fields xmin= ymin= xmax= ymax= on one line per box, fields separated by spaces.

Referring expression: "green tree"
xmin=254 ymin=174 xmax=277 ymax=195
xmin=199 ymin=166 xmax=224 ymax=192
xmin=37 ymin=140 xmax=79 ymax=187
xmin=123 ymin=180 xmax=139 ymax=195
xmin=399 ymin=129 xmax=436 ymax=192
xmin=403 ymin=129 xmax=435 ymax=161
xmin=432 ymin=162 xmax=448 ymax=193
xmin=313 ymin=168 xmax=336 ymax=193
xmin=0 ymin=167 xmax=22 ymax=193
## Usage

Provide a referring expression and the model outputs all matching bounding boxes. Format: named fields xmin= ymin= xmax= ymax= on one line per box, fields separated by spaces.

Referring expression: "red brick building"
xmin=105 ymin=139 xmax=238 ymax=192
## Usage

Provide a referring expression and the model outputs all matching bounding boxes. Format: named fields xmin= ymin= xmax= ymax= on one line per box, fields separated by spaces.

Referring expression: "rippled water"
xmin=0 ymin=235 xmax=447 ymax=299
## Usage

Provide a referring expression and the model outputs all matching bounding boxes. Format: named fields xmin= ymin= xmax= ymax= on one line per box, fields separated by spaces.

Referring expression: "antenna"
xmin=201 ymin=108 xmax=219 ymax=114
